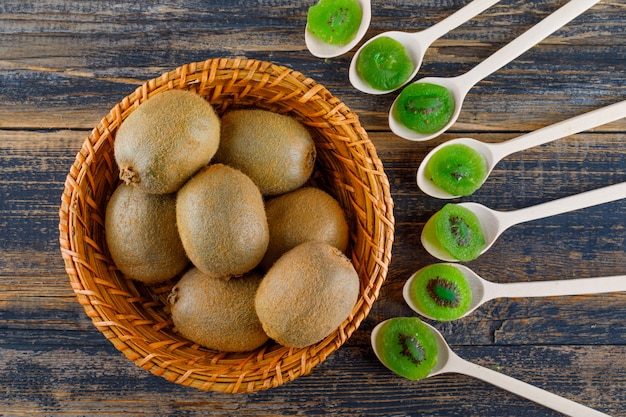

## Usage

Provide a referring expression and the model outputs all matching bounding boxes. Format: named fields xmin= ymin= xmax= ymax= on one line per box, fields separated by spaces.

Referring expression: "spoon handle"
xmin=416 ymin=0 xmax=501 ymax=47
xmin=491 ymin=99 xmax=626 ymax=160
xmin=458 ymin=0 xmax=600 ymax=92
xmin=499 ymin=182 xmax=626 ymax=229
xmin=446 ymin=351 xmax=611 ymax=416
xmin=489 ymin=275 xmax=626 ymax=300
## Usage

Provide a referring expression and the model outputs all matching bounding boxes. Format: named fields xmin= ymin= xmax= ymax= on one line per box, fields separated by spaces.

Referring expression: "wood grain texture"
xmin=1 ymin=0 xmax=625 ymax=415
xmin=1 ymin=1 xmax=625 ymax=130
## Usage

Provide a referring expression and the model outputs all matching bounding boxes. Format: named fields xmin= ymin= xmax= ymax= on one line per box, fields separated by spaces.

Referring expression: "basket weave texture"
xmin=58 ymin=58 xmax=395 ymax=393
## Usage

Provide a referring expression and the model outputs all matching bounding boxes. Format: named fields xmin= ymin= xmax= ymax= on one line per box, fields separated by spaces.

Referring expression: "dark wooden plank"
xmin=1 ymin=1 xmax=624 ymax=130
xmin=1 ymin=340 xmax=623 ymax=416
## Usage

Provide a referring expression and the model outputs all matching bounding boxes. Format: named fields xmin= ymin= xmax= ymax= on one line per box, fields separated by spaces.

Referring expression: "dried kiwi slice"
xmin=407 ymin=264 xmax=472 ymax=321
xmin=426 ymin=143 xmax=488 ymax=196
xmin=375 ymin=317 xmax=438 ymax=380
xmin=356 ymin=36 xmax=415 ymax=91
xmin=394 ymin=83 xmax=455 ymax=134
xmin=307 ymin=0 xmax=362 ymax=46
xmin=434 ymin=203 xmax=486 ymax=262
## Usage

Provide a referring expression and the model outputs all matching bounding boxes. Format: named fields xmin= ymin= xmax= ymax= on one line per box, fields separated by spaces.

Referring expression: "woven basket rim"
xmin=58 ymin=57 xmax=395 ymax=393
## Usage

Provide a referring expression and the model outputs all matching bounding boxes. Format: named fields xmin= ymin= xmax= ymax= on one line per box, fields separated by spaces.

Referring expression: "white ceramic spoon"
xmin=421 ymin=181 xmax=626 ymax=262
xmin=389 ymin=0 xmax=601 ymax=141
xmin=404 ymin=263 xmax=626 ymax=321
xmin=348 ymin=0 xmax=501 ymax=94
xmin=417 ymin=99 xmax=626 ymax=199
xmin=305 ymin=0 xmax=372 ymax=58
xmin=371 ymin=318 xmax=610 ymax=416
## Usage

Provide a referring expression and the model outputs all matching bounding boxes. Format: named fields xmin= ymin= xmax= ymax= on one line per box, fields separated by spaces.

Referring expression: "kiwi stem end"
xmin=119 ymin=165 xmax=139 ymax=185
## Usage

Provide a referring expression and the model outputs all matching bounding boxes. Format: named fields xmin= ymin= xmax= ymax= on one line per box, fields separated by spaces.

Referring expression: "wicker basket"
xmin=58 ymin=58 xmax=395 ymax=393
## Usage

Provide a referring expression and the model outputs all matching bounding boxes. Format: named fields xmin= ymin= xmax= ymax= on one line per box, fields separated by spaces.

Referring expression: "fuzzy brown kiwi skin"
xmin=114 ymin=89 xmax=221 ymax=194
xmin=254 ymin=241 xmax=360 ymax=348
xmin=260 ymin=187 xmax=350 ymax=271
xmin=169 ymin=268 xmax=269 ymax=352
xmin=104 ymin=183 xmax=189 ymax=284
xmin=213 ymin=109 xmax=316 ymax=196
xmin=176 ymin=164 xmax=269 ymax=278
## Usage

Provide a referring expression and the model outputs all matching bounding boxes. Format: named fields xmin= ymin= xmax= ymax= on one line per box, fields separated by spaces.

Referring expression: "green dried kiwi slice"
xmin=407 ymin=264 xmax=472 ymax=321
xmin=394 ymin=83 xmax=455 ymax=134
xmin=434 ymin=203 xmax=486 ymax=262
xmin=356 ymin=36 xmax=415 ymax=91
xmin=426 ymin=143 xmax=488 ymax=196
xmin=307 ymin=0 xmax=362 ymax=46
xmin=375 ymin=317 xmax=438 ymax=380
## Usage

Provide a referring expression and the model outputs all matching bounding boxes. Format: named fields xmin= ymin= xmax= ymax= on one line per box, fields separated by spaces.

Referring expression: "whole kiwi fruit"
xmin=176 ymin=163 xmax=269 ymax=277
xmin=260 ymin=187 xmax=349 ymax=271
xmin=255 ymin=241 xmax=360 ymax=348
xmin=213 ymin=109 xmax=316 ymax=196
xmin=104 ymin=183 xmax=188 ymax=284
xmin=114 ymin=89 xmax=220 ymax=194
xmin=169 ymin=267 xmax=268 ymax=352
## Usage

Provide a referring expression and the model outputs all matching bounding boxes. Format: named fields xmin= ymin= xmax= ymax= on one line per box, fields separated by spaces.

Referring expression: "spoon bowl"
xmin=420 ymin=201 xmax=497 ymax=262
xmin=390 ymin=0 xmax=600 ymax=141
xmin=404 ymin=263 xmax=626 ymax=321
xmin=417 ymin=137 xmax=499 ymax=199
xmin=402 ymin=263 xmax=486 ymax=321
xmin=421 ymin=182 xmax=626 ymax=262
xmin=371 ymin=317 xmax=610 ymax=416
xmin=389 ymin=76 xmax=466 ymax=141
xmin=305 ymin=0 xmax=372 ymax=59
xmin=349 ymin=0 xmax=502 ymax=94
xmin=370 ymin=318 xmax=451 ymax=378
xmin=348 ymin=31 xmax=426 ymax=95
xmin=417 ymin=99 xmax=626 ymax=199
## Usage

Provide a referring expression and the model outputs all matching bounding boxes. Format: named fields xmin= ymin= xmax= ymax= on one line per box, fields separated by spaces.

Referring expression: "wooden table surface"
xmin=1 ymin=1 xmax=625 ymax=416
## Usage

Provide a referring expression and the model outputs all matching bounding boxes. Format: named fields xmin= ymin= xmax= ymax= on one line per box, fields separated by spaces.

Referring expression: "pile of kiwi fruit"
xmin=105 ymin=89 xmax=360 ymax=353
